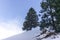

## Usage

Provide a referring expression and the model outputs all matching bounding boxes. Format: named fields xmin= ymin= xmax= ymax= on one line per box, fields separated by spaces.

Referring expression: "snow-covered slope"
xmin=41 ymin=34 xmax=60 ymax=40
xmin=3 ymin=28 xmax=40 ymax=40
xmin=3 ymin=28 xmax=60 ymax=40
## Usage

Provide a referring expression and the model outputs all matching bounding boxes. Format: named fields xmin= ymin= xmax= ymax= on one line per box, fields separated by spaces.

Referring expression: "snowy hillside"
xmin=3 ymin=28 xmax=40 ymax=40
xmin=3 ymin=28 xmax=60 ymax=40
xmin=41 ymin=34 xmax=60 ymax=40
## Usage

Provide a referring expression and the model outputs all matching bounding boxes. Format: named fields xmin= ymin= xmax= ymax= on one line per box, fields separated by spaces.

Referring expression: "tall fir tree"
xmin=36 ymin=0 xmax=60 ymax=39
xmin=40 ymin=0 xmax=60 ymax=33
xmin=22 ymin=7 xmax=38 ymax=31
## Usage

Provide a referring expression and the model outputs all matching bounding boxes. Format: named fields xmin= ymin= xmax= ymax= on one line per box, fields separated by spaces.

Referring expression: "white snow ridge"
xmin=3 ymin=28 xmax=60 ymax=40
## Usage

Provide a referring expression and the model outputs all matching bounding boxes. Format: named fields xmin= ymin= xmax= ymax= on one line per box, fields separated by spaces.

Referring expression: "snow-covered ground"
xmin=42 ymin=34 xmax=60 ymax=40
xmin=3 ymin=28 xmax=60 ymax=40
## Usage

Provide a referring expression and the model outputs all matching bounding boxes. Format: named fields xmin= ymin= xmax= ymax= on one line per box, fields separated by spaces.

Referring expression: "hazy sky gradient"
xmin=0 ymin=0 xmax=41 ymax=39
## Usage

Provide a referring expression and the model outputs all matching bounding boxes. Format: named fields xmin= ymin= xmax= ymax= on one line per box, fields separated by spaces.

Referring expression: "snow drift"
xmin=3 ymin=28 xmax=60 ymax=40
xmin=3 ymin=28 xmax=40 ymax=40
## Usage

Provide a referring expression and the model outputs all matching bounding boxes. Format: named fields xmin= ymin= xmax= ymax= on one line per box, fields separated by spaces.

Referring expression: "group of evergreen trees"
xmin=22 ymin=0 xmax=60 ymax=39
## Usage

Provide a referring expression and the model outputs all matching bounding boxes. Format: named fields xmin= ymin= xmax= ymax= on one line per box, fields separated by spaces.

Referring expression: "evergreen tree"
xmin=22 ymin=7 xmax=38 ymax=31
xmin=36 ymin=0 xmax=60 ymax=39
xmin=40 ymin=0 xmax=60 ymax=33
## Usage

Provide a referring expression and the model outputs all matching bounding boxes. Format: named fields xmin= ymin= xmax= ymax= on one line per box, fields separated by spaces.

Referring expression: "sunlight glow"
xmin=0 ymin=19 xmax=23 ymax=40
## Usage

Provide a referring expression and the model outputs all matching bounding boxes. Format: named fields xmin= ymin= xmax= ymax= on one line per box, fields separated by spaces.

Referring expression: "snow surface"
xmin=3 ymin=28 xmax=40 ymax=40
xmin=3 ymin=28 xmax=60 ymax=40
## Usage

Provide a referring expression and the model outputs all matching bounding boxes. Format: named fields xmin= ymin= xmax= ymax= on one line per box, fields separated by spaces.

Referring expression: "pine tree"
xmin=40 ymin=0 xmax=60 ymax=33
xmin=22 ymin=7 xmax=38 ymax=31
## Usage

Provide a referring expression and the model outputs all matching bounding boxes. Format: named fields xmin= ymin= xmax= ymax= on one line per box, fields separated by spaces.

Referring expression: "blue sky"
xmin=0 ymin=0 xmax=41 ymax=39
